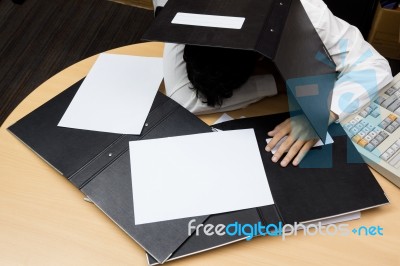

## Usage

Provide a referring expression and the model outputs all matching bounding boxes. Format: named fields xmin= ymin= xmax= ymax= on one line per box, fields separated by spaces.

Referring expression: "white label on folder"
xmin=172 ymin=12 xmax=245 ymax=29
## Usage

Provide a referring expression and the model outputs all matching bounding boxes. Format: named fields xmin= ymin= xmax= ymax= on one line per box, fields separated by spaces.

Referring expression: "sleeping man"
xmin=155 ymin=0 xmax=393 ymax=166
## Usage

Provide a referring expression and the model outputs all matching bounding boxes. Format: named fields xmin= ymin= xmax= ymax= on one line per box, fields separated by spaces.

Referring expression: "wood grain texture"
xmin=0 ymin=0 xmax=153 ymax=126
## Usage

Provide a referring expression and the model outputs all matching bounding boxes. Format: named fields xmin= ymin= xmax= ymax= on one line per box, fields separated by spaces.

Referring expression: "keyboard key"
xmin=375 ymin=135 xmax=384 ymax=143
xmin=358 ymin=139 xmax=368 ymax=147
xmin=344 ymin=123 xmax=353 ymax=130
xmin=380 ymin=131 xmax=389 ymax=139
xmin=350 ymin=127 xmax=360 ymax=135
xmin=354 ymin=116 xmax=362 ymax=122
xmin=367 ymin=124 xmax=375 ymax=131
xmin=349 ymin=119 xmax=357 ymax=126
xmin=389 ymin=152 xmax=400 ymax=167
xmin=384 ymin=117 xmax=393 ymax=124
xmin=371 ymin=110 xmax=380 ymax=118
xmin=359 ymin=110 xmax=369 ymax=118
xmin=364 ymin=135 xmax=373 ymax=142
xmin=369 ymin=104 xmax=378 ymax=110
xmin=392 ymin=120 xmax=400 ymax=130
xmin=370 ymin=139 xmax=380 ymax=147
xmin=386 ymin=125 xmax=396 ymax=133
xmin=388 ymin=114 xmax=398 ymax=121
xmin=352 ymin=135 xmax=362 ymax=143
xmin=385 ymin=87 xmax=397 ymax=96
xmin=378 ymin=120 xmax=390 ymax=129
xmin=388 ymin=99 xmax=400 ymax=112
xmin=374 ymin=128 xmax=382 ymax=134
xmin=374 ymin=96 xmax=386 ymax=105
xmin=365 ymin=143 xmax=375 ymax=152
xmin=358 ymin=131 xmax=367 ymax=138
xmin=368 ymin=131 xmax=377 ymax=138
xmin=393 ymin=81 xmax=400 ymax=89
xmin=360 ymin=120 xmax=369 ymax=127
xmin=362 ymin=127 xmax=371 ymax=134
xmin=356 ymin=123 xmax=365 ymax=130
xmin=390 ymin=143 xmax=400 ymax=153
xmin=381 ymin=152 xmax=391 ymax=161
xmin=386 ymin=147 xmax=396 ymax=157
xmin=365 ymin=106 xmax=373 ymax=114
xmin=381 ymin=95 xmax=398 ymax=108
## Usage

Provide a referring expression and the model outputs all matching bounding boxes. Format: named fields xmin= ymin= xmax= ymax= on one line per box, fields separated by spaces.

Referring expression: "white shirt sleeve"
xmin=163 ymin=43 xmax=278 ymax=115
xmin=301 ymin=0 xmax=393 ymax=122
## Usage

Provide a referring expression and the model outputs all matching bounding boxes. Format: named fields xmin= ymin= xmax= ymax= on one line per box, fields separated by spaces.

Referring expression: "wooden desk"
xmin=0 ymin=42 xmax=399 ymax=266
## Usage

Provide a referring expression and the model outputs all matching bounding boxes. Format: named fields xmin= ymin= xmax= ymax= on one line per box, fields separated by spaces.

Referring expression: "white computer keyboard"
xmin=342 ymin=73 xmax=400 ymax=188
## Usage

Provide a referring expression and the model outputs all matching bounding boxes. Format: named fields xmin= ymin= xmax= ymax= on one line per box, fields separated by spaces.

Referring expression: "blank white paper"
xmin=172 ymin=12 xmax=245 ymax=29
xmin=266 ymin=133 xmax=334 ymax=155
xmin=58 ymin=53 xmax=163 ymax=135
xmin=212 ymin=113 xmax=234 ymax=125
xmin=302 ymin=212 xmax=361 ymax=227
xmin=129 ymin=129 xmax=274 ymax=225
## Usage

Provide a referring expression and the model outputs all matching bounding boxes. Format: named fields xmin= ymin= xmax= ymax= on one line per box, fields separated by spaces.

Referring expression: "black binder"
xmin=8 ymin=79 xmax=213 ymax=264
xmin=9 ymin=81 xmax=388 ymax=265
xmin=147 ymin=113 xmax=389 ymax=265
xmin=142 ymin=0 xmax=337 ymax=144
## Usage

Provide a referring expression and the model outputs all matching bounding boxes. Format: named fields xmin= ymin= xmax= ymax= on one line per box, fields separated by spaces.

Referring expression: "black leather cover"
xmin=147 ymin=113 xmax=388 ymax=265
xmin=214 ymin=113 xmax=388 ymax=223
xmin=8 ymin=79 xmax=213 ymax=263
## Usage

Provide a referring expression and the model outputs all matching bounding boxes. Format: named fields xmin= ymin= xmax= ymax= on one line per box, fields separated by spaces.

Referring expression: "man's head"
xmin=183 ymin=45 xmax=259 ymax=107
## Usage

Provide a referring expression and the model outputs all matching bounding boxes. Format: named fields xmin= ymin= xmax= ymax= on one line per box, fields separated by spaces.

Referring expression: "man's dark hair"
xmin=183 ymin=45 xmax=259 ymax=107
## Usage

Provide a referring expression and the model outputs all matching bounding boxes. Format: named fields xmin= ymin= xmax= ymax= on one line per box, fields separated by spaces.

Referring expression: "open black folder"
xmin=8 ymin=79 xmax=212 ymax=264
xmin=142 ymin=0 xmax=337 ymax=144
xmin=9 ymin=79 xmax=388 ymax=265
xmin=146 ymin=113 xmax=389 ymax=265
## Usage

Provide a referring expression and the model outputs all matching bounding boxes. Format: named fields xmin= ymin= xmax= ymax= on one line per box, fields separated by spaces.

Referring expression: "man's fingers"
xmin=280 ymin=140 xmax=306 ymax=167
xmin=267 ymin=119 xmax=290 ymax=137
xmin=271 ymin=135 xmax=296 ymax=163
xmin=266 ymin=131 xmax=288 ymax=152
xmin=266 ymin=121 xmax=291 ymax=152
xmin=292 ymin=140 xmax=317 ymax=166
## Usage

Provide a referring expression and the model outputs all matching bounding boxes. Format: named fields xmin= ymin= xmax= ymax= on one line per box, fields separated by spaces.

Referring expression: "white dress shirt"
xmin=162 ymin=0 xmax=393 ymax=120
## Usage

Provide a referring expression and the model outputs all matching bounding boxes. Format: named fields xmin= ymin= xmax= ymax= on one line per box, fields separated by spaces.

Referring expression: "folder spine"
xmin=70 ymin=98 xmax=181 ymax=188
xmin=255 ymin=0 xmax=292 ymax=59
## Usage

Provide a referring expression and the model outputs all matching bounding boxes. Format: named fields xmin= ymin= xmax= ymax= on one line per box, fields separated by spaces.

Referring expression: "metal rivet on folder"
xmin=108 ymin=153 xmax=113 ymax=157
xmin=145 ymin=123 xmax=149 ymax=127
xmin=270 ymin=29 xmax=274 ymax=32
xmin=280 ymin=2 xmax=283 ymax=5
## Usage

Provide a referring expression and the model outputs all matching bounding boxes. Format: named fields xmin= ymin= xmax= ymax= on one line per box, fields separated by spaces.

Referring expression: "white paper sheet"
xmin=266 ymin=133 xmax=334 ymax=155
xmin=129 ymin=129 xmax=274 ymax=225
xmin=302 ymin=212 xmax=361 ymax=227
xmin=172 ymin=12 xmax=245 ymax=29
xmin=212 ymin=113 xmax=234 ymax=125
xmin=58 ymin=54 xmax=163 ymax=134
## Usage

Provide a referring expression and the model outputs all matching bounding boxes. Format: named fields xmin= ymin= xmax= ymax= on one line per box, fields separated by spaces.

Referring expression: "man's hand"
xmin=265 ymin=112 xmax=338 ymax=167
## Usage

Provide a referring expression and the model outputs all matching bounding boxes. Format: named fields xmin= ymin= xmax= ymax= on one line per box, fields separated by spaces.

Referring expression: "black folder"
xmin=8 ymin=79 xmax=213 ymax=264
xmin=9 ymin=80 xmax=388 ymax=265
xmin=142 ymin=0 xmax=337 ymax=144
xmin=147 ymin=113 xmax=389 ymax=265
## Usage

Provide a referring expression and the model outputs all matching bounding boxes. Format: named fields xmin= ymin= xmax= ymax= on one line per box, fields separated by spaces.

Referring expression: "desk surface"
xmin=0 ymin=42 xmax=399 ymax=266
